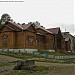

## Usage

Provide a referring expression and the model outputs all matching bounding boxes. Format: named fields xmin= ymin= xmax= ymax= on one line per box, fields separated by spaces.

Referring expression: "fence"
xmin=32 ymin=51 xmax=75 ymax=60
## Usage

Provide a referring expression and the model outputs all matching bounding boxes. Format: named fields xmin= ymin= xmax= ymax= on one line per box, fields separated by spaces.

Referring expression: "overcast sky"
xmin=0 ymin=0 xmax=74 ymax=35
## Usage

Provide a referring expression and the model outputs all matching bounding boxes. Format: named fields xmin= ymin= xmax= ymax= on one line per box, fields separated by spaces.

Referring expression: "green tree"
xmin=0 ymin=19 xmax=2 ymax=28
xmin=0 ymin=13 xmax=13 ymax=25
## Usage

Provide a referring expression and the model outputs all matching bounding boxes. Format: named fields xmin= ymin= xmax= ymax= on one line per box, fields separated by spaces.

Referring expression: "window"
xmin=3 ymin=38 xmax=7 ymax=47
xmin=2 ymin=34 xmax=8 ymax=48
xmin=30 ymin=28 xmax=32 ymax=31
xmin=28 ymin=36 xmax=33 ymax=45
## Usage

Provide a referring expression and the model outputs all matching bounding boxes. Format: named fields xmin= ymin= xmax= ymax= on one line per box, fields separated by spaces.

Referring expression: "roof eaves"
xmin=8 ymin=21 xmax=22 ymax=30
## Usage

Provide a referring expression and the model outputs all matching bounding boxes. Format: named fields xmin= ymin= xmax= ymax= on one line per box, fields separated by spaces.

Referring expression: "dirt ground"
xmin=0 ymin=55 xmax=21 ymax=62
xmin=0 ymin=55 xmax=75 ymax=75
xmin=36 ymin=62 xmax=75 ymax=75
xmin=0 ymin=55 xmax=21 ymax=74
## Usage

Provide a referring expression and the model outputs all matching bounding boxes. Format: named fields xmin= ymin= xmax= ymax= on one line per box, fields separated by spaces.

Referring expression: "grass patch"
xmin=0 ymin=51 xmax=75 ymax=64
xmin=0 ymin=62 xmax=11 ymax=67
xmin=0 ymin=51 xmax=38 ymax=59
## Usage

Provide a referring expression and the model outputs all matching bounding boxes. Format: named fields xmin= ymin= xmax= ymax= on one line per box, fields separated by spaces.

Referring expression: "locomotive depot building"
xmin=0 ymin=21 xmax=72 ymax=52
